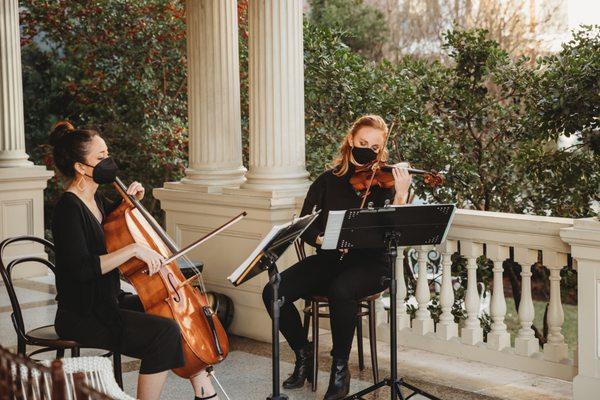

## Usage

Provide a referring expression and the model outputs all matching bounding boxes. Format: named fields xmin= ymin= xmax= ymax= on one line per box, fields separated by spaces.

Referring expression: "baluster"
xmin=436 ymin=240 xmax=458 ymax=340
xmin=395 ymin=246 xmax=410 ymax=330
xmin=514 ymin=247 xmax=539 ymax=356
xmin=543 ymin=251 xmax=569 ymax=362
xmin=486 ymin=244 xmax=510 ymax=350
xmin=460 ymin=241 xmax=484 ymax=345
xmin=412 ymin=246 xmax=434 ymax=335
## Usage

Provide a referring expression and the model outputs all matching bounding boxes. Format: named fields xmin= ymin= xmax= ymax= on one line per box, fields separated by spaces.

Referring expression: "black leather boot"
xmin=283 ymin=343 xmax=313 ymax=389
xmin=323 ymin=358 xmax=350 ymax=400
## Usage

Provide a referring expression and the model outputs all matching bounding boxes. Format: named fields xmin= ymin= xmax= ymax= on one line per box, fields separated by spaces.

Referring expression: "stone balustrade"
xmin=357 ymin=209 xmax=600 ymax=399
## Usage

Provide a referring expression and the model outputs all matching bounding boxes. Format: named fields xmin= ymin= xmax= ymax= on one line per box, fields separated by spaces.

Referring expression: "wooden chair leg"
xmin=71 ymin=346 xmax=80 ymax=357
xmin=113 ymin=352 xmax=123 ymax=389
xmin=303 ymin=299 xmax=311 ymax=340
xmin=368 ymin=300 xmax=379 ymax=383
xmin=311 ymin=301 xmax=319 ymax=392
xmin=356 ymin=313 xmax=365 ymax=371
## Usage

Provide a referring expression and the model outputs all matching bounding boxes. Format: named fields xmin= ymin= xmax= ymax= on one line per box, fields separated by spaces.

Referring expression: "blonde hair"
xmin=332 ymin=115 xmax=389 ymax=177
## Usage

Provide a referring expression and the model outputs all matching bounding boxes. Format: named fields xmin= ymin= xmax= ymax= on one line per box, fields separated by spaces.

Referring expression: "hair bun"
xmin=49 ymin=121 xmax=75 ymax=147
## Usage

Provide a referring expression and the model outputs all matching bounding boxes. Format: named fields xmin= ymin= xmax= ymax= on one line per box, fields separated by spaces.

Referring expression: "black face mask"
xmin=351 ymin=147 xmax=378 ymax=165
xmin=82 ymin=157 xmax=119 ymax=184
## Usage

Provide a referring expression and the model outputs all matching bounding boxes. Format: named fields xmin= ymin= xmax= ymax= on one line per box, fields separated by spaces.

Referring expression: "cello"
xmin=103 ymin=177 xmax=245 ymax=382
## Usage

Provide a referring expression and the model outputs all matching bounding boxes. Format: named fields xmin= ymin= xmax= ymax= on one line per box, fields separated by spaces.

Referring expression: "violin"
xmin=103 ymin=177 xmax=245 ymax=380
xmin=348 ymin=121 xmax=444 ymax=209
xmin=349 ymin=161 xmax=445 ymax=193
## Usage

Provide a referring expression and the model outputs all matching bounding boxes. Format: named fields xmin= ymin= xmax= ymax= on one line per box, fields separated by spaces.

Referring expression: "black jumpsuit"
xmin=262 ymin=165 xmax=395 ymax=361
xmin=53 ymin=191 xmax=184 ymax=374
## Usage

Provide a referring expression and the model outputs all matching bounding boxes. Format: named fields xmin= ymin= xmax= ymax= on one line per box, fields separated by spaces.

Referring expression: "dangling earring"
xmin=76 ymin=174 xmax=86 ymax=192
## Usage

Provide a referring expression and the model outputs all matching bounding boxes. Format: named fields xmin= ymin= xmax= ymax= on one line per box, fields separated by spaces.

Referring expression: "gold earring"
xmin=76 ymin=174 xmax=86 ymax=192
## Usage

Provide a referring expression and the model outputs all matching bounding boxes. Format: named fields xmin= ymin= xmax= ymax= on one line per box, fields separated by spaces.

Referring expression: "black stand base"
xmin=344 ymin=377 xmax=440 ymax=400
xmin=344 ymin=232 xmax=440 ymax=400
xmin=264 ymin=252 xmax=289 ymax=400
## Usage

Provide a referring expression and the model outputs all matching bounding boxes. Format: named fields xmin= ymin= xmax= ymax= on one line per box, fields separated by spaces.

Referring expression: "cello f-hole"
xmin=167 ymin=272 xmax=182 ymax=303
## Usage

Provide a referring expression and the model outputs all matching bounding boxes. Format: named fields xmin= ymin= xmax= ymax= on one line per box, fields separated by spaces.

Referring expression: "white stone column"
xmin=560 ymin=218 xmax=600 ymax=399
xmin=461 ymin=241 xmax=484 ymax=345
xmin=514 ymin=247 xmax=539 ymax=356
xmin=395 ymin=246 xmax=410 ymax=330
xmin=437 ymin=240 xmax=458 ymax=340
xmin=182 ymin=0 xmax=246 ymax=189
xmin=412 ymin=246 xmax=434 ymax=335
xmin=0 ymin=0 xmax=32 ymax=167
xmin=486 ymin=243 xmax=511 ymax=350
xmin=243 ymin=0 xmax=309 ymax=192
xmin=0 ymin=0 xmax=53 ymax=278
xmin=543 ymin=250 xmax=569 ymax=362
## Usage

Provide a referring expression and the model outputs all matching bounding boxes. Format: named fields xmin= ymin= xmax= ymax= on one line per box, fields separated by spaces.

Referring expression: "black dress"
xmin=52 ymin=191 xmax=184 ymax=374
xmin=262 ymin=165 xmax=395 ymax=361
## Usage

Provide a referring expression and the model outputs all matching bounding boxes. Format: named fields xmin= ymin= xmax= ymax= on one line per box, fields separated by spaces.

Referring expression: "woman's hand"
xmin=126 ymin=181 xmax=145 ymax=200
xmin=316 ymin=234 xmax=324 ymax=245
xmin=134 ymin=243 xmax=165 ymax=275
xmin=392 ymin=164 xmax=412 ymax=204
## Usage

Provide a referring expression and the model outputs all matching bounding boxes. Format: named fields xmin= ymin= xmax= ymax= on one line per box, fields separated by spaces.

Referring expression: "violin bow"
xmin=359 ymin=121 xmax=395 ymax=208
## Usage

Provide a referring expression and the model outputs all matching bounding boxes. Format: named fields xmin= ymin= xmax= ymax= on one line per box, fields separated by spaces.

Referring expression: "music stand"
xmin=321 ymin=203 xmax=455 ymax=400
xmin=227 ymin=211 xmax=320 ymax=400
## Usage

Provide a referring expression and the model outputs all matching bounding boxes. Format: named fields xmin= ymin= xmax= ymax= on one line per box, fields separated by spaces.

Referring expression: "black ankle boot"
xmin=323 ymin=358 xmax=350 ymax=400
xmin=283 ymin=343 xmax=313 ymax=389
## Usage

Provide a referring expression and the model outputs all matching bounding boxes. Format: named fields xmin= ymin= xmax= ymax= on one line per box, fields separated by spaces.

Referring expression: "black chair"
xmin=294 ymin=239 xmax=380 ymax=392
xmin=0 ymin=235 xmax=123 ymax=388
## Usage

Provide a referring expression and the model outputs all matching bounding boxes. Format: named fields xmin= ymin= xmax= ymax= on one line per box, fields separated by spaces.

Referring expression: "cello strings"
xmin=208 ymin=370 xmax=231 ymax=400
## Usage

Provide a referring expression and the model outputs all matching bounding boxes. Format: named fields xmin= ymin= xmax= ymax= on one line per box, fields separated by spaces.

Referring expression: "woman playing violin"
xmin=262 ymin=115 xmax=412 ymax=400
xmin=49 ymin=122 xmax=219 ymax=400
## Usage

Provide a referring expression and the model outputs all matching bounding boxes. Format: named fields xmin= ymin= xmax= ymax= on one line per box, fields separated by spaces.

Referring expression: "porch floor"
xmin=1 ymin=276 xmax=572 ymax=399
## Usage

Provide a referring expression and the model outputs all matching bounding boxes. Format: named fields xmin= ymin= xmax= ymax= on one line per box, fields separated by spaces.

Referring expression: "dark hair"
xmin=49 ymin=121 xmax=99 ymax=178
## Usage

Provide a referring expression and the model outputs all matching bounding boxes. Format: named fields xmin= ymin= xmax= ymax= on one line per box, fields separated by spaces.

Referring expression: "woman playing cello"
xmin=49 ymin=121 xmax=219 ymax=400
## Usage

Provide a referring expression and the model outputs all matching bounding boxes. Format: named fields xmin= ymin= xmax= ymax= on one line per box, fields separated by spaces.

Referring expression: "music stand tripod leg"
xmin=385 ymin=233 xmax=441 ymax=400
xmin=266 ymin=257 xmax=289 ymax=400
xmin=343 ymin=232 xmax=440 ymax=400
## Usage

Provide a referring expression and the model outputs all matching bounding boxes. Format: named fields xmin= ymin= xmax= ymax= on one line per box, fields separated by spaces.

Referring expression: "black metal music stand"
xmin=321 ymin=204 xmax=455 ymax=400
xmin=228 ymin=212 xmax=320 ymax=400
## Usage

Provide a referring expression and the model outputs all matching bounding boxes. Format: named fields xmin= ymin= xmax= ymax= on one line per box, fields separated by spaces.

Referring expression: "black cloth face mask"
xmin=82 ymin=157 xmax=119 ymax=184
xmin=351 ymin=146 xmax=378 ymax=165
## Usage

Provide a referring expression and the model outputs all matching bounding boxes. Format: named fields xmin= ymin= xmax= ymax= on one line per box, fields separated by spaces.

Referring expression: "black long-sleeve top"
xmin=52 ymin=192 xmax=122 ymax=323
xmin=299 ymin=164 xmax=395 ymax=260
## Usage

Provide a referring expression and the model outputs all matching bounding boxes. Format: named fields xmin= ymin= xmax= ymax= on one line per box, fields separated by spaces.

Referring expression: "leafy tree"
xmin=21 ymin=0 xmax=188 ymax=219
xmin=308 ymin=0 xmax=388 ymax=59
xmin=533 ymin=25 xmax=600 ymax=155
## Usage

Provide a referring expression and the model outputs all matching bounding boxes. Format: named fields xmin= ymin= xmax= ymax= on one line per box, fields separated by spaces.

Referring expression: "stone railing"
xmin=368 ymin=209 xmax=600 ymax=398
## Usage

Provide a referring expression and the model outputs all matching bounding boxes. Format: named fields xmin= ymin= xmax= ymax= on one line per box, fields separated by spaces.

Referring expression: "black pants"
xmin=262 ymin=250 xmax=388 ymax=361
xmin=55 ymin=294 xmax=185 ymax=374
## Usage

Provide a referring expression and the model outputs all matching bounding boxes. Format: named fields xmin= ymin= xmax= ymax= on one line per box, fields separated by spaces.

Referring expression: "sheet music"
xmin=321 ymin=210 xmax=346 ymax=250
xmin=227 ymin=225 xmax=280 ymax=285
xmin=321 ymin=204 xmax=456 ymax=250
xmin=227 ymin=213 xmax=318 ymax=285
